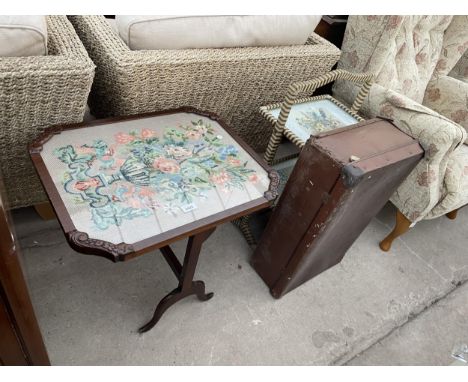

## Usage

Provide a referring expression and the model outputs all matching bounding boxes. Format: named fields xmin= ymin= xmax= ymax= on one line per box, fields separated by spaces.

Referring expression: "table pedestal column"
xmin=138 ymin=227 xmax=216 ymax=333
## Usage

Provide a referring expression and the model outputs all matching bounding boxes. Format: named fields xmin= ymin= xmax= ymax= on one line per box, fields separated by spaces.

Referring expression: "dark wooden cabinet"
xmin=0 ymin=178 xmax=50 ymax=366
xmin=0 ymin=292 xmax=28 ymax=366
xmin=314 ymin=15 xmax=349 ymax=49
xmin=313 ymin=16 xmax=349 ymax=96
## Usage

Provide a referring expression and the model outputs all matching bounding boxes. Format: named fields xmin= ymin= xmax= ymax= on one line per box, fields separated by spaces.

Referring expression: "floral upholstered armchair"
xmin=332 ymin=15 xmax=468 ymax=250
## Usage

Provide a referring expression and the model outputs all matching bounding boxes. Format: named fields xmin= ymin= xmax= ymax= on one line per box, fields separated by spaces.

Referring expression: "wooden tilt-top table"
xmin=29 ymin=107 xmax=278 ymax=333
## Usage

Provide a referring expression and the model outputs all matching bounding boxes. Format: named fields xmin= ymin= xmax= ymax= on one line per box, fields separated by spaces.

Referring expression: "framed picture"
xmin=260 ymin=95 xmax=364 ymax=146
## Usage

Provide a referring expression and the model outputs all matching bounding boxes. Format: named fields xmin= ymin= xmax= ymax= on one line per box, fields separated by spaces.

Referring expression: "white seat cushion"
xmin=115 ymin=15 xmax=321 ymax=50
xmin=0 ymin=16 xmax=47 ymax=57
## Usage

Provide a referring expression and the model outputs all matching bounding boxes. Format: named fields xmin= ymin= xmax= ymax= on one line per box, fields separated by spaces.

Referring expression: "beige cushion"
xmin=115 ymin=15 xmax=321 ymax=50
xmin=0 ymin=16 xmax=47 ymax=57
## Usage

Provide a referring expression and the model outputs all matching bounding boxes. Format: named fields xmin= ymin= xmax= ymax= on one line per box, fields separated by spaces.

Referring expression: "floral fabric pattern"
xmin=430 ymin=144 xmax=468 ymax=218
xmin=334 ymin=16 xmax=464 ymax=105
xmin=333 ymin=15 xmax=468 ymax=222
xmin=364 ymin=84 xmax=466 ymax=222
xmin=53 ymin=119 xmax=260 ymax=230
xmin=423 ymin=75 xmax=468 ymax=144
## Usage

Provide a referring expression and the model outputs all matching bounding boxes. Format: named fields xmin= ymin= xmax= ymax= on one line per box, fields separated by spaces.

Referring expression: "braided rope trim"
xmin=232 ymin=216 xmax=257 ymax=246
xmin=270 ymin=152 xmax=300 ymax=166
xmin=260 ymin=69 xmax=374 ymax=163
xmin=262 ymin=95 xmax=365 ymax=162
xmin=273 ymin=70 xmax=374 ymax=138
xmin=292 ymin=69 xmax=374 ymax=94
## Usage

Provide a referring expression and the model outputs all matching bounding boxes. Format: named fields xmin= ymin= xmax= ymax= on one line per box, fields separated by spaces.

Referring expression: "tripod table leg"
xmin=138 ymin=227 xmax=216 ymax=333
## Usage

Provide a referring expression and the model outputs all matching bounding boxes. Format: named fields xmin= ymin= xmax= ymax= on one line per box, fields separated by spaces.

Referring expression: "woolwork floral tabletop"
xmin=39 ymin=112 xmax=270 ymax=244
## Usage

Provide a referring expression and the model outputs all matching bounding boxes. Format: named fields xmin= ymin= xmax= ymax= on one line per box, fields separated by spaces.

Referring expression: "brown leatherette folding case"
xmin=251 ymin=118 xmax=424 ymax=298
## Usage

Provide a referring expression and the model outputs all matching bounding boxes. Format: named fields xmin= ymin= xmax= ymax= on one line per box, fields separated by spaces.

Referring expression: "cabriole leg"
xmin=379 ymin=209 xmax=411 ymax=252
xmin=446 ymin=209 xmax=459 ymax=220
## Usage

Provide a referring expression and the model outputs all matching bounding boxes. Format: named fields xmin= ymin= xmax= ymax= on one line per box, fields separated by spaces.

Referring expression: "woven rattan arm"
xmin=0 ymin=16 xmax=95 ymax=208
xmin=263 ymin=69 xmax=374 ymax=164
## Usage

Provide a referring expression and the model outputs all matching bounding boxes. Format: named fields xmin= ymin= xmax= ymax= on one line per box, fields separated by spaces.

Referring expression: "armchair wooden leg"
xmin=446 ymin=208 xmax=459 ymax=220
xmin=379 ymin=209 xmax=411 ymax=252
xmin=34 ymin=202 xmax=56 ymax=221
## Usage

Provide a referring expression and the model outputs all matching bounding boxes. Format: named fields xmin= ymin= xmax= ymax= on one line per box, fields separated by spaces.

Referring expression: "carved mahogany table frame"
xmin=29 ymin=107 xmax=279 ymax=333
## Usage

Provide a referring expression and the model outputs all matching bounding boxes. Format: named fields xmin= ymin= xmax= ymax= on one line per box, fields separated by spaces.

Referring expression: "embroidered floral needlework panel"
xmin=40 ymin=113 xmax=270 ymax=244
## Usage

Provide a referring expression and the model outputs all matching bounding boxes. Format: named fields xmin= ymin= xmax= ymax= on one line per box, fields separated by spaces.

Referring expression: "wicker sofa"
xmin=68 ymin=15 xmax=341 ymax=152
xmin=0 ymin=16 xmax=95 ymax=209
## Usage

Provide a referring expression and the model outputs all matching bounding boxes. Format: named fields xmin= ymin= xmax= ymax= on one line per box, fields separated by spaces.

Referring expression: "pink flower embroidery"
xmin=74 ymin=178 xmax=100 ymax=191
xmin=450 ymin=109 xmax=467 ymax=124
xmin=396 ymin=42 xmax=407 ymax=58
xmin=115 ymin=132 xmax=135 ymax=144
xmin=345 ymin=50 xmax=359 ymax=68
xmin=415 ymin=52 xmax=427 ymax=65
xmin=141 ymin=129 xmax=156 ymax=139
xmin=402 ymin=79 xmax=413 ymax=94
xmin=227 ymin=157 xmax=242 ymax=166
xmin=387 ymin=16 xmax=402 ymax=29
xmin=185 ymin=130 xmax=202 ymax=140
xmin=426 ymin=144 xmax=439 ymax=159
xmin=210 ymin=171 xmax=230 ymax=185
xmin=389 ymin=94 xmax=407 ymax=108
xmin=417 ymin=169 xmax=436 ymax=187
xmin=435 ymin=59 xmax=447 ymax=73
xmin=248 ymin=174 xmax=258 ymax=183
xmin=464 ymin=166 xmax=468 ymax=176
xmin=380 ymin=103 xmax=394 ymax=117
xmin=127 ymin=198 xmax=143 ymax=209
xmin=153 ymin=158 xmax=180 ymax=174
xmin=115 ymin=158 xmax=126 ymax=167
xmin=426 ymin=87 xmax=441 ymax=102
xmin=139 ymin=187 xmax=155 ymax=197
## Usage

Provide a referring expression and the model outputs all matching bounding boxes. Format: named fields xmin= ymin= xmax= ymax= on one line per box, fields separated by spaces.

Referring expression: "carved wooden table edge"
xmin=28 ymin=107 xmax=278 ymax=333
